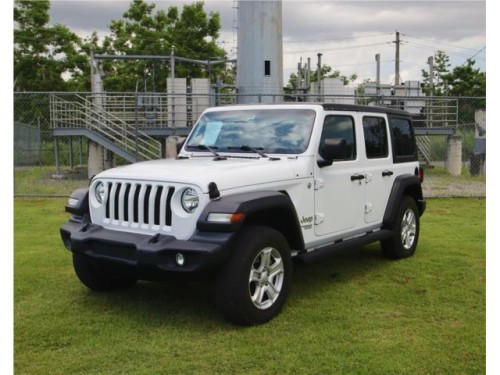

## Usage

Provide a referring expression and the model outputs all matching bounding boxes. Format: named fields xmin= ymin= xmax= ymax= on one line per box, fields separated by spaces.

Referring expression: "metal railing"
xmin=50 ymin=94 xmax=161 ymax=161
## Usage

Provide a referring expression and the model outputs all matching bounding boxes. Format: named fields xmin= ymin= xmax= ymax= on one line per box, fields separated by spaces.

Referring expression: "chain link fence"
xmin=14 ymin=92 xmax=485 ymax=198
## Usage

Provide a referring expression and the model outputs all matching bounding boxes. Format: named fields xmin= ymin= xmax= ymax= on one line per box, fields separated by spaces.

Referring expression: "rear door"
xmin=361 ymin=114 xmax=394 ymax=224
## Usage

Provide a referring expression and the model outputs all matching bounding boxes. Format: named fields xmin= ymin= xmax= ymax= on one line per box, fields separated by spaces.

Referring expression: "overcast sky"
xmin=46 ymin=0 xmax=486 ymax=86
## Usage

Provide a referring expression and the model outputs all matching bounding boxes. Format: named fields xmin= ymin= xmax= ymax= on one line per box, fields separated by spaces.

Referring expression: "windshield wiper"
xmin=194 ymin=145 xmax=227 ymax=160
xmin=230 ymin=145 xmax=268 ymax=158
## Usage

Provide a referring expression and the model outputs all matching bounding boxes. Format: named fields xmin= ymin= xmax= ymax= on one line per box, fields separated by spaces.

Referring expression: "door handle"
xmin=382 ymin=170 xmax=394 ymax=177
xmin=350 ymin=174 xmax=365 ymax=181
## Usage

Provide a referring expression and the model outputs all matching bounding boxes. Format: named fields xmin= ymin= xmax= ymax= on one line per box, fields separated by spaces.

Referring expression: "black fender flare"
xmin=196 ymin=190 xmax=305 ymax=252
xmin=383 ymin=174 xmax=425 ymax=228
xmin=65 ymin=187 xmax=90 ymax=216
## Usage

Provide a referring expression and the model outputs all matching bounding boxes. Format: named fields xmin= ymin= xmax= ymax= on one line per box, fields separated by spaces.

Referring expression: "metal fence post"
xmin=54 ymin=137 xmax=60 ymax=176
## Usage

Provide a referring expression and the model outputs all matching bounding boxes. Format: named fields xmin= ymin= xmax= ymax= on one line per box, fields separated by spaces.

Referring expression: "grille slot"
xmin=104 ymin=181 xmax=175 ymax=227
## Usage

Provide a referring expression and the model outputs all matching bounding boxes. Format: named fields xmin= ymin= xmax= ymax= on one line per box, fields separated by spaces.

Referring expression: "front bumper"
xmin=60 ymin=221 xmax=232 ymax=274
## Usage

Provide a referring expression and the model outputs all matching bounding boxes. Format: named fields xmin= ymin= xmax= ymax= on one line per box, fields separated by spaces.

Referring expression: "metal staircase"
xmin=416 ymin=135 xmax=432 ymax=165
xmin=51 ymin=94 xmax=162 ymax=163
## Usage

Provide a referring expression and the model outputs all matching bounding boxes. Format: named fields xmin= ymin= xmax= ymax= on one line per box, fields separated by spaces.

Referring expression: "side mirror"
xmin=318 ymin=138 xmax=347 ymax=168
xmin=176 ymin=139 xmax=186 ymax=154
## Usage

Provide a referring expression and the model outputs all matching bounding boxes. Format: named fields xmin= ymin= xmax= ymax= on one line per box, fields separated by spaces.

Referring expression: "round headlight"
xmin=181 ymin=188 xmax=199 ymax=213
xmin=94 ymin=181 xmax=106 ymax=204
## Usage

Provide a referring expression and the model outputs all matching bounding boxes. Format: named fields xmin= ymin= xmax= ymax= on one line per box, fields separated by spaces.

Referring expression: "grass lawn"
xmin=14 ymin=166 xmax=89 ymax=197
xmin=14 ymin=198 xmax=485 ymax=374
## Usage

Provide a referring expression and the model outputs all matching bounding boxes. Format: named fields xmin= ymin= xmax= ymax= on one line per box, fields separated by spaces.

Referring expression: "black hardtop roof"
xmin=214 ymin=102 xmax=411 ymax=117
xmin=321 ymin=103 xmax=411 ymax=117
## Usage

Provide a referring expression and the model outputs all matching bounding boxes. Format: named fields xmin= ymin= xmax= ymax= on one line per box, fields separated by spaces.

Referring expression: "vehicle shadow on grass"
xmin=291 ymin=244 xmax=391 ymax=296
xmin=74 ymin=244 xmax=395 ymax=328
xmin=77 ymin=276 xmax=224 ymax=327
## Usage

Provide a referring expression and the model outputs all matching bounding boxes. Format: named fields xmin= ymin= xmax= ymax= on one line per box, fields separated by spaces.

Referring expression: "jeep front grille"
xmin=104 ymin=182 xmax=175 ymax=227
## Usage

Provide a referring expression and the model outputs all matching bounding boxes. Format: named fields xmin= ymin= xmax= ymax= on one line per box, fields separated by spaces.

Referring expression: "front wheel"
xmin=215 ymin=226 xmax=292 ymax=326
xmin=381 ymin=196 xmax=420 ymax=259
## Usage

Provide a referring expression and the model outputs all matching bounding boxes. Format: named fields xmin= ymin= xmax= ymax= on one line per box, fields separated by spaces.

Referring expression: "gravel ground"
xmin=422 ymin=175 xmax=486 ymax=198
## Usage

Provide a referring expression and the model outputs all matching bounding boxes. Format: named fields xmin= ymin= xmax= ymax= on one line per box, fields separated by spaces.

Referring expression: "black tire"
xmin=215 ymin=226 xmax=292 ymax=326
xmin=381 ymin=196 xmax=420 ymax=259
xmin=72 ymin=253 xmax=138 ymax=291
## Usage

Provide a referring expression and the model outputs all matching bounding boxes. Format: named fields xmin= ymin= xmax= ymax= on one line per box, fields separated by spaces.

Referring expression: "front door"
xmin=314 ymin=113 xmax=365 ymax=237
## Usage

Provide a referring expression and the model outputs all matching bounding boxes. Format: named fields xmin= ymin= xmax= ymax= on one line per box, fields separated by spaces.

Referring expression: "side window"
xmin=363 ymin=116 xmax=388 ymax=159
xmin=389 ymin=118 xmax=416 ymax=159
xmin=319 ymin=115 xmax=356 ymax=161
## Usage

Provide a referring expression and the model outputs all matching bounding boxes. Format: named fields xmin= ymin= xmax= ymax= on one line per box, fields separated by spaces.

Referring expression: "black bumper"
xmin=60 ymin=221 xmax=233 ymax=274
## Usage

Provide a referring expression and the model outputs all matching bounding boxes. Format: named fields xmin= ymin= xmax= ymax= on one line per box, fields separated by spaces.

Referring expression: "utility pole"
xmin=427 ymin=56 xmax=434 ymax=127
xmin=427 ymin=56 xmax=434 ymax=94
xmin=375 ymin=53 xmax=381 ymax=103
xmin=317 ymin=53 xmax=322 ymax=101
xmin=394 ymin=31 xmax=401 ymax=86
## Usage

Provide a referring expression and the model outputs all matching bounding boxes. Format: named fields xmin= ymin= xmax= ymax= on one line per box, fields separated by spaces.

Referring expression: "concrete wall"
xmin=167 ymin=78 xmax=187 ymax=127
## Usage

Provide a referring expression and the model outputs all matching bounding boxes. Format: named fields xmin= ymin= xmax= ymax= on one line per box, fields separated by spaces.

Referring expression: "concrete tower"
xmin=237 ymin=0 xmax=283 ymax=103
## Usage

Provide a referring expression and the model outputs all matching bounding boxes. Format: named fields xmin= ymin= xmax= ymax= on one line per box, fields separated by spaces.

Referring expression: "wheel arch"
xmin=196 ymin=190 xmax=305 ymax=252
xmin=383 ymin=174 xmax=425 ymax=228
xmin=65 ymin=187 xmax=91 ymax=224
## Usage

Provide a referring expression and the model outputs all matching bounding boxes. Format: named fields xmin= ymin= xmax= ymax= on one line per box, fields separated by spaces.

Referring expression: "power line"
xmin=284 ymin=41 xmax=389 ymax=55
xmin=284 ymin=32 xmax=391 ymax=44
xmin=332 ymin=60 xmax=393 ymax=68
xmin=404 ymin=41 xmax=485 ymax=61
xmin=401 ymin=32 xmax=481 ymax=53
xmin=465 ymin=46 xmax=486 ymax=61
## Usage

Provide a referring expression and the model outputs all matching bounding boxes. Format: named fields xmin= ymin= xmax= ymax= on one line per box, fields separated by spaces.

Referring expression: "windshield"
xmin=185 ymin=108 xmax=316 ymax=154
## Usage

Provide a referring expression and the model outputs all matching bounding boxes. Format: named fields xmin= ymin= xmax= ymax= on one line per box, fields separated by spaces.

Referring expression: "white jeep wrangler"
xmin=61 ymin=103 xmax=426 ymax=325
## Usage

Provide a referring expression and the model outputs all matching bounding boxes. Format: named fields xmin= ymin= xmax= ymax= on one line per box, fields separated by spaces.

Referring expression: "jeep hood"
xmin=95 ymin=157 xmax=308 ymax=193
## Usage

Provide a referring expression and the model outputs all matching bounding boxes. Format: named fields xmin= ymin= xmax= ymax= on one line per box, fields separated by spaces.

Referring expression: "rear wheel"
xmin=215 ymin=226 xmax=292 ymax=326
xmin=381 ymin=196 xmax=420 ymax=259
xmin=73 ymin=253 xmax=137 ymax=291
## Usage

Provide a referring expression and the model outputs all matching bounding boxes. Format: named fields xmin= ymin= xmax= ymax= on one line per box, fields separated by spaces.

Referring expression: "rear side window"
xmin=389 ymin=117 xmax=417 ymax=161
xmin=363 ymin=116 xmax=388 ymax=159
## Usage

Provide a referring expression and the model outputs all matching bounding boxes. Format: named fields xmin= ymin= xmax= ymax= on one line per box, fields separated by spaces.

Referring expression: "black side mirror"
xmin=318 ymin=138 xmax=347 ymax=168
xmin=176 ymin=139 xmax=186 ymax=154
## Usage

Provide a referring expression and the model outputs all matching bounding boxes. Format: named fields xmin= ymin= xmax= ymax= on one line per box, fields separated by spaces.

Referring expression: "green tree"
xmin=421 ymin=51 xmax=485 ymax=97
xmin=14 ymin=0 xmax=85 ymax=91
xmin=92 ymin=0 xmax=227 ymax=92
xmin=421 ymin=50 xmax=451 ymax=96
xmin=443 ymin=59 xmax=486 ymax=97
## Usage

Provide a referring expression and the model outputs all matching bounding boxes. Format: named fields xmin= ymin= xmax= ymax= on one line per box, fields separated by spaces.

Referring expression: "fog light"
xmin=175 ymin=253 xmax=185 ymax=266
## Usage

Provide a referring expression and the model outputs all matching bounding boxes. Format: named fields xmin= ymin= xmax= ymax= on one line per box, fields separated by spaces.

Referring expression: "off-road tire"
xmin=381 ymin=196 xmax=420 ymax=259
xmin=215 ymin=226 xmax=292 ymax=326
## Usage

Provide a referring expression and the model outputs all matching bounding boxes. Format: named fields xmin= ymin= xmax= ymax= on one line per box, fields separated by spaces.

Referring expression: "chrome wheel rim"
xmin=401 ymin=208 xmax=417 ymax=250
xmin=249 ymin=247 xmax=284 ymax=310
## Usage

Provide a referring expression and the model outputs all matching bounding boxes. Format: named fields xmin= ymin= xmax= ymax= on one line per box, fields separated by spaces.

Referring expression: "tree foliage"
xmin=421 ymin=51 xmax=485 ymax=97
xmin=443 ymin=59 xmax=486 ymax=97
xmin=83 ymin=0 xmax=227 ymax=92
xmin=14 ymin=0 xmax=228 ymax=92
xmin=14 ymin=0 xmax=85 ymax=91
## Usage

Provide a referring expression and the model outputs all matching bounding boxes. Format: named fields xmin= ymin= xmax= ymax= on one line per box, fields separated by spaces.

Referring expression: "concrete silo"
xmin=237 ymin=0 xmax=283 ymax=103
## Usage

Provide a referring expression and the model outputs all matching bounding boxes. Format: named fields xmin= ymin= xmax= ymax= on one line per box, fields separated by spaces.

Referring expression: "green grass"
xmin=14 ymin=198 xmax=485 ymax=374
xmin=14 ymin=166 xmax=89 ymax=197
